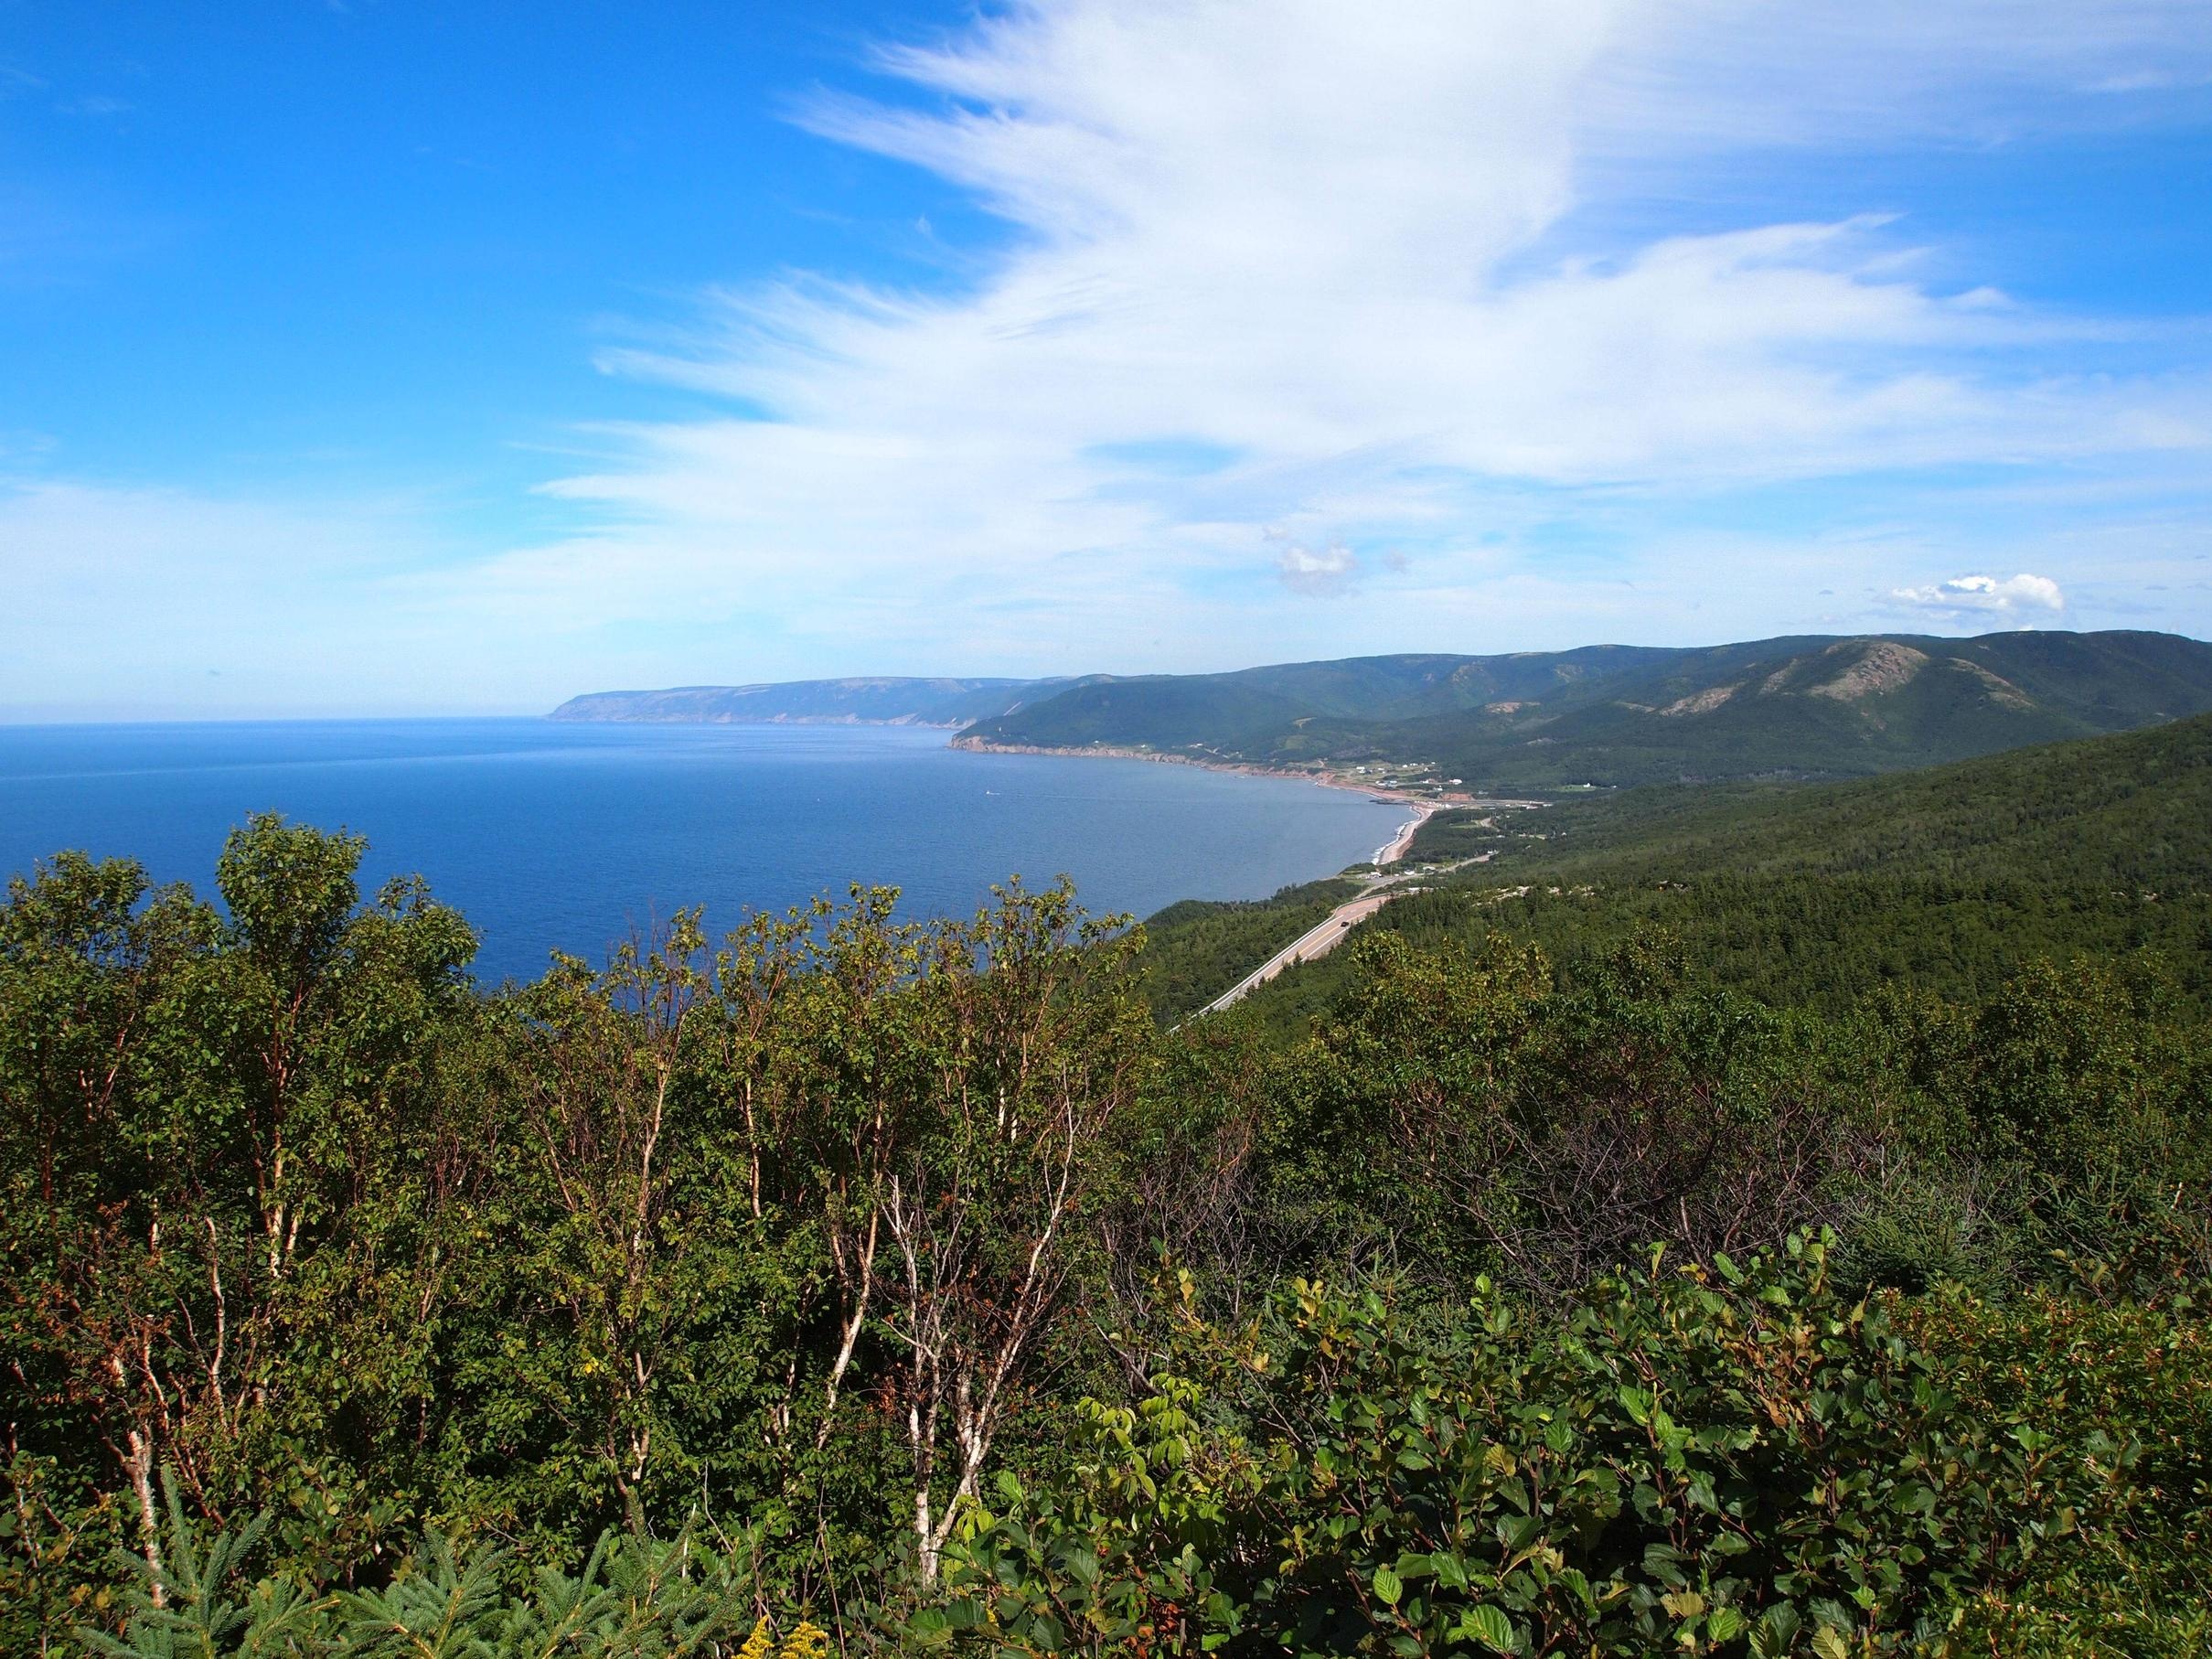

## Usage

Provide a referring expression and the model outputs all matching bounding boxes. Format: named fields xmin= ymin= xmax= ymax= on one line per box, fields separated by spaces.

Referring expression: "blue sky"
xmin=5 ymin=0 xmax=2211 ymax=719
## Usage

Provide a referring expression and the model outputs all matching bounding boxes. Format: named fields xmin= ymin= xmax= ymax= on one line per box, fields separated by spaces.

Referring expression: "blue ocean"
xmin=0 ymin=720 xmax=1404 ymax=984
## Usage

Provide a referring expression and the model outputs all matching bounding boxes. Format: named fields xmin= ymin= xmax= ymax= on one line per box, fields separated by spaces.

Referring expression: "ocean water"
xmin=0 ymin=719 xmax=1405 ymax=984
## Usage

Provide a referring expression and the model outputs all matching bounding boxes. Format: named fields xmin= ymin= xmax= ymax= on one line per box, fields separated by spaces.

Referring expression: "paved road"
xmin=1197 ymin=889 xmax=1401 ymax=1015
xmin=1187 ymin=803 xmax=1524 ymax=1021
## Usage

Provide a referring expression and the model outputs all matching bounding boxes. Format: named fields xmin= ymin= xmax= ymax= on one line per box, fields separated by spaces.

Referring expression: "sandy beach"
xmin=1375 ymin=801 xmax=1440 ymax=864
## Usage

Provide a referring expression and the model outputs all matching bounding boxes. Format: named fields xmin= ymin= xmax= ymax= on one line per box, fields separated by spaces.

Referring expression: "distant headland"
xmin=549 ymin=675 xmax=1091 ymax=728
xmin=552 ymin=629 xmax=2212 ymax=792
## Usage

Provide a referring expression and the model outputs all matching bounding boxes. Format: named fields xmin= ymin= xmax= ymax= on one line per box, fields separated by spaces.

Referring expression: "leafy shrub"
xmin=921 ymin=1233 xmax=2211 ymax=1656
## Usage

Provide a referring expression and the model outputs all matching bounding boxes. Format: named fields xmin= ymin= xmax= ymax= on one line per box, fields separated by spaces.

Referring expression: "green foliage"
xmin=1438 ymin=701 xmax=2212 ymax=887
xmin=927 ymin=1236 xmax=2212 ymax=1656
xmin=1203 ymin=920 xmax=2212 ymax=1300
xmin=3 ymin=818 xmax=1150 ymax=1644
xmin=1906 ymin=1285 xmax=2212 ymax=1656
xmin=914 ymin=1378 xmax=1255 ymax=1656
xmin=1256 ymin=711 xmax=2212 ymax=1027
xmin=77 ymin=1472 xmax=768 ymax=1657
xmin=1136 ymin=878 xmax=1361 ymax=1020
xmin=1395 ymin=811 xmax=1507 ymax=862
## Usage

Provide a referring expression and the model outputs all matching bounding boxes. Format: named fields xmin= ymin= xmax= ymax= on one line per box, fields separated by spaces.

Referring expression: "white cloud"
xmin=486 ymin=0 xmax=2207 ymax=669
xmin=1889 ymin=572 xmax=2068 ymax=618
xmin=12 ymin=0 xmax=2212 ymax=716
xmin=1274 ymin=538 xmax=1362 ymax=596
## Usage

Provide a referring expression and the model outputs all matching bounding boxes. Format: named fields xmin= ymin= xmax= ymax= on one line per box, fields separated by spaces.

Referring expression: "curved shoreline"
xmin=948 ymin=733 xmax=1449 ymax=867
xmin=1375 ymin=802 xmax=1440 ymax=865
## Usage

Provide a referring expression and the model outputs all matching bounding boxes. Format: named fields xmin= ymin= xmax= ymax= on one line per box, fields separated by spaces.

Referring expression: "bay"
xmin=0 ymin=719 xmax=1405 ymax=984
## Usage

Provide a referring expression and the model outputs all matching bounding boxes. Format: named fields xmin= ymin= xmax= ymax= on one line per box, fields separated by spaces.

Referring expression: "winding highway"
xmin=1195 ymin=887 xmax=1403 ymax=1015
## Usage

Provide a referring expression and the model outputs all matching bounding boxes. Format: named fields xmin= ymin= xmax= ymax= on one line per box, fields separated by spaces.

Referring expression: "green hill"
xmin=960 ymin=629 xmax=2212 ymax=787
xmin=16 ymin=776 xmax=2212 ymax=1654
xmin=1436 ymin=703 xmax=2212 ymax=891
xmin=1166 ymin=712 xmax=2212 ymax=1026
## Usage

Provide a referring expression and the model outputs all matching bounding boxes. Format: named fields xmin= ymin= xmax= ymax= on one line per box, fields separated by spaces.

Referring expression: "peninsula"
xmin=555 ymin=627 xmax=2212 ymax=791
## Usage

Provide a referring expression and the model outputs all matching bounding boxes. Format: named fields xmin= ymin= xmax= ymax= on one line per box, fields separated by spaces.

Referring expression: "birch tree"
xmin=873 ymin=881 xmax=1147 ymax=1582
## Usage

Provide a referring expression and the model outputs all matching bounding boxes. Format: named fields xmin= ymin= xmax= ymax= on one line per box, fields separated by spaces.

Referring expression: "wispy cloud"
xmin=10 ymin=0 xmax=2212 ymax=716
xmin=486 ymin=0 xmax=2209 ymax=668
xmin=0 ymin=480 xmax=499 ymax=719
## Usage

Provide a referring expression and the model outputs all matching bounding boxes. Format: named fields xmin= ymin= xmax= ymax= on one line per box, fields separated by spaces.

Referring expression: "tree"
xmin=0 ymin=817 xmax=476 ymax=1594
xmin=866 ymin=882 xmax=1147 ymax=1582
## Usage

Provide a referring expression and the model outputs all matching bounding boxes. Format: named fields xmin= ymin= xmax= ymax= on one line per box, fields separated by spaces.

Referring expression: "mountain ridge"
xmin=551 ymin=629 xmax=2212 ymax=788
xmin=956 ymin=628 xmax=2212 ymax=787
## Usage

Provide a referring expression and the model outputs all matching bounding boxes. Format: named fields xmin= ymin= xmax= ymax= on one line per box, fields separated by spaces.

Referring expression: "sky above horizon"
xmin=5 ymin=0 xmax=2212 ymax=720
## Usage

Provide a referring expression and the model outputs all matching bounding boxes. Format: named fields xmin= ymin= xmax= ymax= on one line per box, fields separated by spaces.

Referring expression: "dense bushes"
xmin=2 ymin=819 xmax=1148 ymax=1644
xmin=5 ymin=816 xmax=2210 ymax=1652
xmin=935 ymin=1236 xmax=2212 ymax=1655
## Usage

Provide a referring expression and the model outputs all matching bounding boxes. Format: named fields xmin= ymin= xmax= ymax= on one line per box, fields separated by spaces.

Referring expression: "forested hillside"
xmin=1137 ymin=875 xmax=1361 ymax=1021
xmin=1419 ymin=704 xmax=2212 ymax=888
xmin=8 ymin=782 xmax=2210 ymax=1652
xmin=1187 ymin=711 xmax=2212 ymax=1031
xmin=958 ymin=629 xmax=2212 ymax=787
